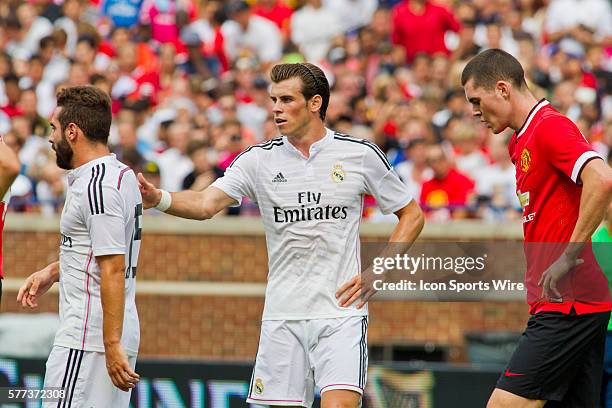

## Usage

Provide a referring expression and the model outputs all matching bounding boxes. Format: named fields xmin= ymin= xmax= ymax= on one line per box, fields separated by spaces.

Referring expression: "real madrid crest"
xmin=254 ymin=378 xmax=264 ymax=394
xmin=331 ymin=164 xmax=345 ymax=183
xmin=520 ymin=148 xmax=531 ymax=173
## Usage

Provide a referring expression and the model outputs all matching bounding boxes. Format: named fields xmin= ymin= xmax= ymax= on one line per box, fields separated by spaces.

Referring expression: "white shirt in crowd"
xmin=544 ymin=0 xmax=612 ymax=41
xmin=475 ymin=162 xmax=519 ymax=208
xmin=221 ymin=15 xmax=283 ymax=63
xmin=291 ymin=4 xmax=343 ymax=62
xmin=156 ymin=148 xmax=194 ymax=192
xmin=322 ymin=0 xmax=378 ymax=33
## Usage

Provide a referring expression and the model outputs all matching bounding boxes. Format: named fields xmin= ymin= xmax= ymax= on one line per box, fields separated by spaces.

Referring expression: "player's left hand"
xmin=336 ymin=267 xmax=378 ymax=309
xmin=538 ymin=253 xmax=584 ymax=300
xmin=104 ymin=342 xmax=140 ymax=392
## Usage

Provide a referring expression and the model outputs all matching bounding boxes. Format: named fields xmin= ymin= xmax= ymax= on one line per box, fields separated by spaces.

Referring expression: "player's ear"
xmin=496 ymin=81 xmax=510 ymax=99
xmin=309 ymin=95 xmax=322 ymax=114
xmin=66 ymin=122 xmax=79 ymax=142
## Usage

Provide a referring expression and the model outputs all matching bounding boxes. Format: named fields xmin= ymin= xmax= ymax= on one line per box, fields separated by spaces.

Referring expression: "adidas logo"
xmin=272 ymin=172 xmax=287 ymax=183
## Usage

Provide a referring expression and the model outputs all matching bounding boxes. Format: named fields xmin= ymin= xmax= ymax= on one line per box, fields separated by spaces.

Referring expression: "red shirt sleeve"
xmin=536 ymin=115 xmax=602 ymax=185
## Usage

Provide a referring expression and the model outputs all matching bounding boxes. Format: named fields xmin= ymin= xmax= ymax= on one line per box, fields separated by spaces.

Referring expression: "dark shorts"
xmin=496 ymin=308 xmax=610 ymax=407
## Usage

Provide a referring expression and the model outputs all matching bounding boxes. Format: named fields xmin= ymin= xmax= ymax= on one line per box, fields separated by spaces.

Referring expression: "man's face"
xmin=426 ymin=147 xmax=450 ymax=179
xmin=270 ymin=77 xmax=314 ymax=137
xmin=48 ymin=107 xmax=74 ymax=170
xmin=464 ymin=78 xmax=511 ymax=134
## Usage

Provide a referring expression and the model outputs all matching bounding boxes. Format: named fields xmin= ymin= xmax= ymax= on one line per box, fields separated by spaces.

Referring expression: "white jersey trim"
xmin=571 ymin=150 xmax=602 ymax=184
xmin=517 ymin=99 xmax=549 ymax=139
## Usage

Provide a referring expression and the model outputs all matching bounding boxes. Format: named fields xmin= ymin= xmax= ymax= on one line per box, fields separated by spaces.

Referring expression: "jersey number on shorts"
xmin=125 ymin=203 xmax=142 ymax=279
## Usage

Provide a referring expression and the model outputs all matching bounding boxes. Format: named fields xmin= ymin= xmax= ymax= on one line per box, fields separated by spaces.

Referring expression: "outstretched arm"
xmin=137 ymin=173 xmax=237 ymax=220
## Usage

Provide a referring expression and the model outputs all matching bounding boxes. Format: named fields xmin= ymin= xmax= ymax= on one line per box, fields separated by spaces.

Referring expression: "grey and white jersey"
xmin=212 ymin=129 xmax=412 ymax=320
xmin=56 ymin=155 xmax=142 ymax=355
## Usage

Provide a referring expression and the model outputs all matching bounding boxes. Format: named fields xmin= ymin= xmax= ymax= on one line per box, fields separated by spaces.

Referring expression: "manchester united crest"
xmin=520 ymin=148 xmax=531 ymax=173
xmin=331 ymin=165 xmax=346 ymax=183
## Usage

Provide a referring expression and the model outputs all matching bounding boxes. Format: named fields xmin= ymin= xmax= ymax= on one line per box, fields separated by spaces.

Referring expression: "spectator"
xmin=391 ymin=0 xmax=461 ymax=63
xmin=54 ymin=0 xmax=94 ymax=58
xmin=111 ymin=115 xmax=147 ymax=170
xmin=1 ymin=74 xmax=23 ymax=118
xmin=395 ymin=138 xmax=433 ymax=200
xmin=156 ymin=122 xmax=193 ymax=192
xmin=420 ymin=144 xmax=475 ymax=219
xmin=186 ymin=0 xmax=228 ymax=76
xmin=15 ymin=2 xmax=54 ymax=58
xmin=252 ymin=0 xmax=293 ymax=43
xmin=182 ymin=139 xmax=216 ymax=191
xmin=221 ymin=1 xmax=282 ymax=65
xmin=290 ymin=0 xmax=343 ymax=62
xmin=448 ymin=121 xmax=488 ymax=180
xmin=474 ymin=132 xmax=519 ymax=220
xmin=39 ymin=34 xmax=70 ymax=87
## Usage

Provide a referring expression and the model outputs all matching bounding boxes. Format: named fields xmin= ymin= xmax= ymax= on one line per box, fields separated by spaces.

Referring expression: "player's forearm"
xmin=46 ymin=261 xmax=60 ymax=283
xmin=0 ymin=145 xmax=20 ymax=198
xmin=165 ymin=189 xmax=214 ymax=220
xmin=100 ymin=262 xmax=125 ymax=346
xmin=390 ymin=200 xmax=425 ymax=243
xmin=567 ymin=173 xmax=612 ymax=258
xmin=377 ymin=200 xmax=425 ymax=259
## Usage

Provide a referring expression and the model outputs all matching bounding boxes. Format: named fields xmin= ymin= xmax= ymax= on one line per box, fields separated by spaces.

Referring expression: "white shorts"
xmin=42 ymin=346 xmax=137 ymax=408
xmin=246 ymin=316 xmax=368 ymax=407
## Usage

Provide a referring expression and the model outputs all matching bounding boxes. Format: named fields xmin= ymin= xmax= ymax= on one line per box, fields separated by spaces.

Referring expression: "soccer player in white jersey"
xmin=138 ymin=63 xmax=424 ymax=407
xmin=17 ymin=86 xmax=141 ymax=407
xmin=0 ymin=135 xmax=20 ymax=305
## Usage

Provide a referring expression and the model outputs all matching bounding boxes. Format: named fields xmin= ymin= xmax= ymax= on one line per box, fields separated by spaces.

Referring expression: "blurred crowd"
xmin=1 ymin=0 xmax=611 ymax=221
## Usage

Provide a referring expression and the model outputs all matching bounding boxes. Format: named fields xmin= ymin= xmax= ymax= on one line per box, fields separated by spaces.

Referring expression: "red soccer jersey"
xmin=509 ymin=99 xmax=610 ymax=315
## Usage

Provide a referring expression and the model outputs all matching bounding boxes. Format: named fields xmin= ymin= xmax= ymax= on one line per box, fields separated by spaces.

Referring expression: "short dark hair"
xmin=56 ymin=86 xmax=112 ymax=144
xmin=39 ymin=35 xmax=55 ymax=50
xmin=270 ymin=63 xmax=330 ymax=121
xmin=77 ymin=34 xmax=97 ymax=49
xmin=461 ymin=49 xmax=527 ymax=90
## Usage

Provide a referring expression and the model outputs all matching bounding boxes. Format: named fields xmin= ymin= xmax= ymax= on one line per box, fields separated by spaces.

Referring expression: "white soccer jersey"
xmin=212 ymin=129 xmax=413 ymax=320
xmin=55 ymin=155 xmax=141 ymax=356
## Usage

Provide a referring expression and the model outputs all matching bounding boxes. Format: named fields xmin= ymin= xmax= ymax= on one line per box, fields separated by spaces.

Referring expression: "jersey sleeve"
xmin=84 ymin=183 xmax=127 ymax=257
xmin=537 ymin=116 xmax=603 ymax=185
xmin=363 ymin=144 xmax=413 ymax=214
xmin=211 ymin=148 xmax=258 ymax=206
